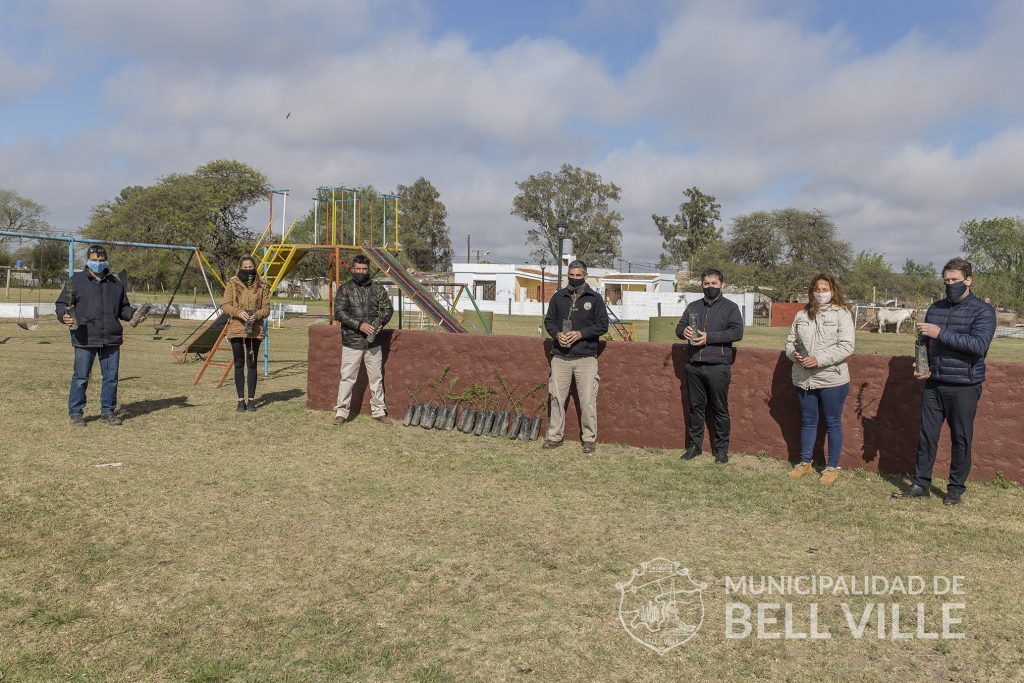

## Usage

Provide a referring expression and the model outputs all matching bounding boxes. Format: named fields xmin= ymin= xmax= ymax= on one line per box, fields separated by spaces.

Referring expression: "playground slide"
xmin=361 ymin=246 xmax=468 ymax=333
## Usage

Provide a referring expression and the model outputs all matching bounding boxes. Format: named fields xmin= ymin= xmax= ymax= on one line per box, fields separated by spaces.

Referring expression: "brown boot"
xmin=333 ymin=414 xmax=346 ymax=426
xmin=819 ymin=467 xmax=840 ymax=485
xmin=788 ymin=462 xmax=813 ymax=478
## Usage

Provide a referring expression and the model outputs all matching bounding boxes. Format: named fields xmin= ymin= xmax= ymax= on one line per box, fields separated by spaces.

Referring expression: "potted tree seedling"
xmin=365 ymin=284 xmax=391 ymax=345
xmin=65 ymin=281 xmax=80 ymax=331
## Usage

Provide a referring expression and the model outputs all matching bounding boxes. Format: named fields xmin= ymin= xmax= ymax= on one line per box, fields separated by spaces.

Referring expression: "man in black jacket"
xmin=676 ymin=268 xmax=744 ymax=463
xmin=332 ymin=255 xmax=394 ymax=426
xmin=893 ymin=257 xmax=996 ymax=506
xmin=55 ymin=245 xmax=143 ymax=426
xmin=542 ymin=261 xmax=609 ymax=454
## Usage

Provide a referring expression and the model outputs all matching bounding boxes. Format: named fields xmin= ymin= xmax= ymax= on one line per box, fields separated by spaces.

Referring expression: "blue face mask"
xmin=87 ymin=260 xmax=109 ymax=274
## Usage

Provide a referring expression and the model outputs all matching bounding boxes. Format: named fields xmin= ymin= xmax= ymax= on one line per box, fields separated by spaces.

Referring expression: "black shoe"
xmin=680 ymin=445 xmax=701 ymax=461
xmin=236 ymin=400 xmax=246 ymax=412
xmin=542 ymin=440 xmax=563 ymax=450
xmin=582 ymin=441 xmax=596 ymax=454
xmin=69 ymin=414 xmax=86 ymax=427
xmin=246 ymin=400 xmax=256 ymax=413
xmin=102 ymin=413 xmax=123 ymax=426
xmin=944 ymin=492 xmax=962 ymax=506
xmin=714 ymin=451 xmax=729 ymax=464
xmin=892 ymin=484 xmax=930 ymax=499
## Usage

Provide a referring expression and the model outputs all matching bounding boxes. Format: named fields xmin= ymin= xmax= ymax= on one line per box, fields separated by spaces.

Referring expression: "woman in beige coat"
xmin=785 ymin=274 xmax=855 ymax=484
xmin=221 ymin=255 xmax=271 ymax=412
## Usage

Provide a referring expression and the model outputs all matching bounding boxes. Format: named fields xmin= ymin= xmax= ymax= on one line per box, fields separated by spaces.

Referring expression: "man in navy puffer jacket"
xmin=893 ymin=258 xmax=996 ymax=506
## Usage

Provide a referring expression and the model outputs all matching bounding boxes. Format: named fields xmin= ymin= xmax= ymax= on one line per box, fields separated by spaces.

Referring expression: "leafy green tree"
xmin=725 ymin=208 xmax=852 ymax=300
xmin=900 ymin=259 xmax=940 ymax=303
xmin=652 ymin=186 xmax=721 ymax=269
xmin=397 ymin=178 xmax=452 ymax=271
xmin=1 ymin=188 xmax=50 ymax=247
xmin=844 ymin=251 xmax=896 ymax=303
xmin=511 ymin=163 xmax=622 ymax=267
xmin=958 ymin=216 xmax=1024 ymax=309
xmin=83 ymin=160 xmax=269 ymax=287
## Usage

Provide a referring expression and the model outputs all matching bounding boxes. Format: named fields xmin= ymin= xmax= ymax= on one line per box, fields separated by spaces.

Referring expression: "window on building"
xmin=476 ymin=280 xmax=496 ymax=301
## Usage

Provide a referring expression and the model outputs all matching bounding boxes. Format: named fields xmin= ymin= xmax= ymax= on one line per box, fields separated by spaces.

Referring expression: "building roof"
xmin=601 ymin=273 xmax=663 ymax=282
xmin=515 ymin=267 xmax=559 ymax=281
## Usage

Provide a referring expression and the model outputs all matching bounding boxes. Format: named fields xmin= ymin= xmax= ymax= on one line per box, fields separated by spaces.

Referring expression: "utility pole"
xmin=466 ymin=235 xmax=471 ymax=263
xmin=476 ymin=249 xmax=480 ymax=263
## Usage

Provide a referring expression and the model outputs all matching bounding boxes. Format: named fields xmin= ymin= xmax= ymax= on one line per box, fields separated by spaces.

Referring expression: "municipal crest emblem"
xmin=616 ymin=558 xmax=707 ymax=654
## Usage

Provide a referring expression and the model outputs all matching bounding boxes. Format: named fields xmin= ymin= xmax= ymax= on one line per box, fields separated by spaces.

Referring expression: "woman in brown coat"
xmin=221 ymin=255 xmax=271 ymax=412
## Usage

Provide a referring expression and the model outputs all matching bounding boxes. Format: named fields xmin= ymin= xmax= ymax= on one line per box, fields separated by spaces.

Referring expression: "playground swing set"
xmin=186 ymin=185 xmax=492 ymax=388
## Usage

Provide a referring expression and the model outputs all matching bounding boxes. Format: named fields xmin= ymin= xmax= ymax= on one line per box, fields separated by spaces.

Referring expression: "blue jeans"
xmin=69 ymin=346 xmax=121 ymax=416
xmin=795 ymin=383 xmax=850 ymax=468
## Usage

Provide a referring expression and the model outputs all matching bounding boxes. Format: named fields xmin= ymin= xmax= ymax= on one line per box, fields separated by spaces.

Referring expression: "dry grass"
xmin=1 ymin=318 xmax=1023 ymax=682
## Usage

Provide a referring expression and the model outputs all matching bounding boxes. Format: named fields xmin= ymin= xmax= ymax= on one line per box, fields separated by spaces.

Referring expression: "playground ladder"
xmin=605 ymin=304 xmax=636 ymax=341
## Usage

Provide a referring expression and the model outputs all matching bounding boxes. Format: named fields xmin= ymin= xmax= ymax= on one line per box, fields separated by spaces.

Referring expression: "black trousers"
xmin=685 ymin=362 xmax=732 ymax=452
xmin=913 ymin=381 xmax=982 ymax=494
xmin=229 ymin=337 xmax=262 ymax=399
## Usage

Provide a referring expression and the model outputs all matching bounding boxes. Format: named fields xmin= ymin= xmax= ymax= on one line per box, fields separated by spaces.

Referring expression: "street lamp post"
xmin=555 ymin=219 xmax=567 ymax=290
xmin=539 ymin=257 xmax=548 ymax=312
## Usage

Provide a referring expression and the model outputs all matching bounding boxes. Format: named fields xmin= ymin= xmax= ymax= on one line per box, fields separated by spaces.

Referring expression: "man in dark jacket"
xmin=676 ymin=268 xmax=744 ymax=464
xmin=893 ymin=258 xmax=996 ymax=505
xmin=55 ymin=245 xmax=143 ymax=426
xmin=332 ymin=254 xmax=394 ymax=426
xmin=542 ymin=261 xmax=609 ymax=454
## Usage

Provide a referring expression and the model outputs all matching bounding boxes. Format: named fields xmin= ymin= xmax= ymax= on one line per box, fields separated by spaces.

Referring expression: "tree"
xmin=725 ymin=208 xmax=852 ymax=300
xmin=83 ymin=160 xmax=269 ymax=286
xmin=0 ymin=188 xmax=50 ymax=247
xmin=844 ymin=251 xmax=897 ymax=303
xmin=397 ymin=178 xmax=452 ymax=271
xmin=900 ymin=259 xmax=940 ymax=303
xmin=958 ymin=216 xmax=1024 ymax=309
xmin=511 ymin=163 xmax=622 ymax=267
xmin=652 ymin=186 xmax=722 ymax=269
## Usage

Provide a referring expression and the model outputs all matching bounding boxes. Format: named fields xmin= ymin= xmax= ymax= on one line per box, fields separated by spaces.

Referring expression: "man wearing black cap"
xmin=55 ymin=245 xmax=145 ymax=426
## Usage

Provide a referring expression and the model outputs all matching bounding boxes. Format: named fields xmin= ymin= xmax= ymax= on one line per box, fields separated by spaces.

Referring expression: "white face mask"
xmin=814 ymin=292 xmax=833 ymax=305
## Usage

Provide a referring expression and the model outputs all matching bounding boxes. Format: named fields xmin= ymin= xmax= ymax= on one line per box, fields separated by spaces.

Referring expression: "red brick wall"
xmin=307 ymin=328 xmax=1023 ymax=481
xmin=771 ymin=302 xmax=805 ymax=327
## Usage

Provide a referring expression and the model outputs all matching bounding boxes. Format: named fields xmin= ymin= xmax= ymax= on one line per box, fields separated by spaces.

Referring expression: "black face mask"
xmin=352 ymin=272 xmax=370 ymax=284
xmin=945 ymin=281 xmax=968 ymax=302
xmin=238 ymin=268 xmax=256 ymax=285
xmin=703 ymin=286 xmax=721 ymax=301
xmin=567 ymin=277 xmax=586 ymax=289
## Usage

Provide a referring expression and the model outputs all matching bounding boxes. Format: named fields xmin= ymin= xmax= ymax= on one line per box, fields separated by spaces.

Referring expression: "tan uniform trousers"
xmin=546 ymin=355 xmax=600 ymax=443
xmin=334 ymin=345 xmax=386 ymax=419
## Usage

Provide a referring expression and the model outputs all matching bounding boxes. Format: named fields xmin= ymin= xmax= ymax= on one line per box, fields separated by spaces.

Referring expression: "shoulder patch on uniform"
xmin=583 ymin=301 xmax=592 ymax=310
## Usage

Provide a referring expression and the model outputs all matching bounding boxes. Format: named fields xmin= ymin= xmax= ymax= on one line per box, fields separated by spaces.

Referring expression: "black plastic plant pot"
xmin=457 ymin=408 xmax=471 ymax=432
xmin=484 ymin=411 xmax=498 ymax=435
xmin=443 ymin=405 xmax=457 ymax=430
xmin=463 ymin=409 xmax=478 ymax=433
xmin=403 ymin=404 xmax=415 ymax=426
xmin=529 ymin=416 xmax=543 ymax=441
xmin=410 ymin=403 xmax=424 ymax=427
xmin=519 ymin=419 xmax=532 ymax=441
xmin=506 ymin=414 xmax=522 ymax=439
xmin=421 ymin=405 xmax=436 ymax=429
xmin=495 ymin=411 xmax=511 ymax=437
xmin=68 ymin=308 xmax=80 ymax=331
xmin=433 ymin=407 xmax=448 ymax=429
xmin=473 ymin=411 xmax=489 ymax=436
xmin=487 ymin=410 xmax=504 ymax=437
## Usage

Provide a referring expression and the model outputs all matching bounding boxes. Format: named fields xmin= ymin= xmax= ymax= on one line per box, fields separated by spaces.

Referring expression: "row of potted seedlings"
xmin=401 ymin=365 xmax=547 ymax=442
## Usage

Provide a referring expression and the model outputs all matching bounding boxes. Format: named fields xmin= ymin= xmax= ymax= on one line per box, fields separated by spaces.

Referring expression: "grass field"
xmin=1 ymin=316 xmax=1023 ymax=682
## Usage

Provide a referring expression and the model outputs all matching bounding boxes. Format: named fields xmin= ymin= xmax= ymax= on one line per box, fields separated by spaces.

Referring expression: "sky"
xmin=1 ymin=0 xmax=1022 ymax=270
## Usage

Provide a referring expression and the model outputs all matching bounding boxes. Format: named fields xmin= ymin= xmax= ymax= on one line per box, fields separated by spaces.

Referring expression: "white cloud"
xmin=1 ymin=0 xmax=1023 ymax=272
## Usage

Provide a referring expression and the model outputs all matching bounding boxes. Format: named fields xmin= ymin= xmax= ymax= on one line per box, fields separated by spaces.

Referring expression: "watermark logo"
xmin=616 ymin=557 xmax=708 ymax=654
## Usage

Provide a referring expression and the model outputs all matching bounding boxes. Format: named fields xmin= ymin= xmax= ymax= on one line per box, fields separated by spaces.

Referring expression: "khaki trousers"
xmin=334 ymin=345 xmax=386 ymax=419
xmin=546 ymin=355 xmax=599 ymax=443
